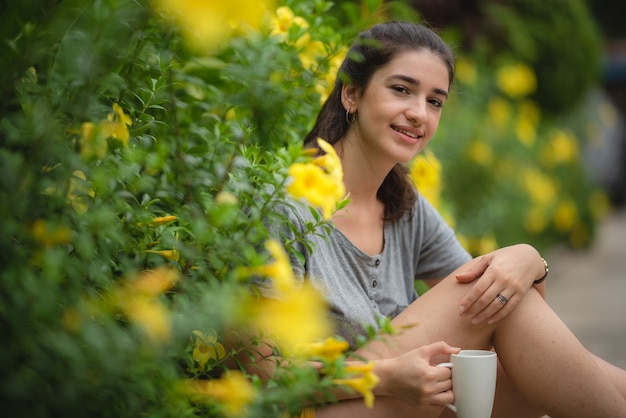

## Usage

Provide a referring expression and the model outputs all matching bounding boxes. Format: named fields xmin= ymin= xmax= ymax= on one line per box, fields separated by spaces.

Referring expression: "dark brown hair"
xmin=304 ymin=21 xmax=455 ymax=222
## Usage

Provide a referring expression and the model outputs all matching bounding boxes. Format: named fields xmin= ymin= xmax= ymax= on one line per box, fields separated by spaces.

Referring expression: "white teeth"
xmin=393 ymin=127 xmax=420 ymax=138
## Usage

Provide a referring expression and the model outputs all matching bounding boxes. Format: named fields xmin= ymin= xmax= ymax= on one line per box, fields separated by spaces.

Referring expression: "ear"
xmin=341 ymin=84 xmax=359 ymax=113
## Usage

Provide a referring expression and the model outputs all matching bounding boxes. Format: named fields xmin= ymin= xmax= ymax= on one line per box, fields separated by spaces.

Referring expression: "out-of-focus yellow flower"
xmin=522 ymin=168 xmax=556 ymax=207
xmin=42 ymin=168 xmax=93 ymax=212
xmin=541 ymin=129 xmax=579 ymax=166
xmin=244 ymin=240 xmax=332 ymax=356
xmin=215 ymin=191 xmax=239 ymax=205
xmin=141 ymin=215 xmax=177 ymax=227
xmin=455 ymin=57 xmax=477 ymax=85
xmin=270 ymin=6 xmax=308 ymax=41
xmin=553 ymin=199 xmax=578 ymax=232
xmin=519 ymin=100 xmax=541 ymax=125
xmin=145 ymin=249 xmax=181 ymax=262
xmin=297 ymin=35 xmax=326 ymax=70
xmin=488 ymin=97 xmax=511 ymax=128
xmin=515 ymin=118 xmax=536 ymax=147
xmin=466 ymin=140 xmax=493 ymax=166
xmin=315 ymin=47 xmax=346 ymax=103
xmin=182 ymin=371 xmax=256 ymax=417
xmin=31 ymin=219 xmax=71 ymax=247
xmin=79 ymin=103 xmax=131 ymax=157
xmin=315 ymin=138 xmax=343 ymax=181
xmin=68 ymin=170 xmax=95 ymax=214
xmin=123 ymin=297 xmax=171 ymax=343
xmin=116 ymin=266 xmax=180 ymax=343
xmin=410 ymin=150 xmax=442 ymax=208
xmin=299 ymin=336 xmax=349 ymax=362
xmin=515 ymin=98 xmax=540 ymax=147
xmin=131 ymin=266 xmax=180 ymax=296
xmin=467 ymin=233 xmax=498 ymax=256
xmin=287 ymin=139 xmax=345 ymax=220
xmin=155 ymin=0 xmax=275 ymax=54
xmin=192 ymin=330 xmax=226 ymax=370
xmin=254 ymin=280 xmax=331 ymax=357
xmin=247 ymin=239 xmax=296 ymax=293
xmin=100 ymin=103 xmax=132 ymax=147
xmin=496 ymin=63 xmax=536 ymax=98
xmin=333 ymin=362 xmax=380 ymax=409
xmin=79 ymin=121 xmax=107 ymax=159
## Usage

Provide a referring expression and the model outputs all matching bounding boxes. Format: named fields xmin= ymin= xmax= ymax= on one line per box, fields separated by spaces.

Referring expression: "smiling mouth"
xmin=392 ymin=126 xmax=422 ymax=139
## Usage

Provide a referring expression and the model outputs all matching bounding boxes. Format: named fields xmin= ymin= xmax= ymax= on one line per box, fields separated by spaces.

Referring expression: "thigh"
xmin=316 ymin=397 xmax=443 ymax=418
xmin=359 ymin=268 xmax=496 ymax=362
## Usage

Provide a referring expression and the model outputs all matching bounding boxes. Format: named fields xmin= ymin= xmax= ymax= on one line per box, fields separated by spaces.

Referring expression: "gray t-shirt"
xmin=268 ymin=192 xmax=472 ymax=346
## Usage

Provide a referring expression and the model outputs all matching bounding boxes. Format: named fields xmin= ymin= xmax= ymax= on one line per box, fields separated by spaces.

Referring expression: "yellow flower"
xmin=409 ymin=150 xmax=442 ymax=208
xmin=553 ymin=199 xmax=578 ymax=232
xmin=182 ymin=371 xmax=256 ymax=417
xmin=113 ymin=267 xmax=179 ymax=343
xmin=247 ymin=239 xmax=296 ymax=293
xmin=155 ymin=0 xmax=275 ymax=54
xmin=287 ymin=139 xmax=345 ymax=219
xmin=541 ymin=129 xmax=579 ymax=166
xmin=130 ymin=266 xmax=180 ymax=296
xmin=144 ymin=249 xmax=181 ymax=262
xmin=298 ymin=36 xmax=326 ymax=70
xmin=522 ymin=168 xmax=556 ymax=207
xmin=333 ymin=362 xmax=380 ymax=409
xmin=79 ymin=121 xmax=108 ymax=159
xmin=192 ymin=330 xmax=226 ymax=370
xmin=254 ymin=281 xmax=331 ymax=356
xmin=496 ymin=63 xmax=536 ymax=98
xmin=487 ymin=97 xmax=511 ymax=128
xmin=144 ymin=215 xmax=177 ymax=227
xmin=466 ymin=140 xmax=493 ymax=166
xmin=315 ymin=47 xmax=346 ymax=103
xmin=270 ymin=6 xmax=308 ymax=41
xmin=100 ymin=103 xmax=132 ymax=147
xmin=315 ymin=138 xmax=343 ymax=181
xmin=244 ymin=240 xmax=332 ymax=355
xmin=123 ymin=297 xmax=172 ymax=343
xmin=31 ymin=219 xmax=71 ymax=247
xmin=215 ymin=191 xmax=239 ymax=205
xmin=455 ymin=57 xmax=477 ymax=85
xmin=299 ymin=336 xmax=349 ymax=362
xmin=68 ymin=170 xmax=95 ymax=214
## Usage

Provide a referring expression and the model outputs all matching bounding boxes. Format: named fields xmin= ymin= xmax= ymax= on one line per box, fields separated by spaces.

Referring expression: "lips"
xmin=391 ymin=125 xmax=423 ymax=140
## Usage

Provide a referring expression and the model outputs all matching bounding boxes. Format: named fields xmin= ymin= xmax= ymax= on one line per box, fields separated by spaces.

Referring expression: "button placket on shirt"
xmin=372 ymin=257 xmax=381 ymax=288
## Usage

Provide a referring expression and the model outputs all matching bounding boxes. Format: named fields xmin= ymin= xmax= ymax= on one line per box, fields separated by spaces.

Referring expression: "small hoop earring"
xmin=345 ymin=108 xmax=355 ymax=124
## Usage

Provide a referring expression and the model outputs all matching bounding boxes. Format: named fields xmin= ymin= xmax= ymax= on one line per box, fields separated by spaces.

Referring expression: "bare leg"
xmin=386 ymin=274 xmax=626 ymax=417
xmin=318 ymin=263 xmax=626 ymax=417
xmin=317 ymin=397 xmax=443 ymax=418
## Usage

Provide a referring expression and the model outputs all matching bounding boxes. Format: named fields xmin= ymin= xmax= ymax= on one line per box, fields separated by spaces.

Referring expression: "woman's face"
xmin=343 ymin=49 xmax=449 ymax=166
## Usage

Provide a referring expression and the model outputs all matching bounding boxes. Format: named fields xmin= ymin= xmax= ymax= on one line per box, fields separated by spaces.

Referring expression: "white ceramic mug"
xmin=436 ymin=349 xmax=497 ymax=418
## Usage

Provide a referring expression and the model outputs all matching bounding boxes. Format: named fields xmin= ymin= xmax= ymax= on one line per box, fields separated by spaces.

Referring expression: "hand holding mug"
xmin=437 ymin=350 xmax=497 ymax=418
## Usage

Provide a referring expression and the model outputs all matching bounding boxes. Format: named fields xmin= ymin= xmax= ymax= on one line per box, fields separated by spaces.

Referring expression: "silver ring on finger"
xmin=495 ymin=293 xmax=508 ymax=305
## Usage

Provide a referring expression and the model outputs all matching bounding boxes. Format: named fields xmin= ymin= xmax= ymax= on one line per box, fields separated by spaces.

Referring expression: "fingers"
xmin=420 ymin=340 xmax=461 ymax=359
xmin=454 ymin=255 xmax=489 ymax=283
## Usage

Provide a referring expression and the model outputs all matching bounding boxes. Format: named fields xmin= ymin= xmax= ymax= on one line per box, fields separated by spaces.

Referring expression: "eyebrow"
xmin=388 ymin=74 xmax=448 ymax=98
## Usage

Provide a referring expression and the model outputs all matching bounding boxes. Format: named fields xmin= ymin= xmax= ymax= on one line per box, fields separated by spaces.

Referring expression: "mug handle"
xmin=436 ymin=362 xmax=457 ymax=413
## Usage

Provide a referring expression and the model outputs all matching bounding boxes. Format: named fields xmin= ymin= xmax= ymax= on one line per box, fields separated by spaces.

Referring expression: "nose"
xmin=405 ymin=99 xmax=427 ymax=124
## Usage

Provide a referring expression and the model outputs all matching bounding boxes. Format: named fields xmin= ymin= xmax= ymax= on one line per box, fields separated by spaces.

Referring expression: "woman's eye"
xmin=429 ymin=98 xmax=443 ymax=108
xmin=393 ymin=85 xmax=409 ymax=94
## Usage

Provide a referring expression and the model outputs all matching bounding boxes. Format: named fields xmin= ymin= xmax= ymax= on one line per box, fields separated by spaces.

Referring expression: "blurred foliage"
xmin=0 ymin=0 xmax=616 ymax=417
